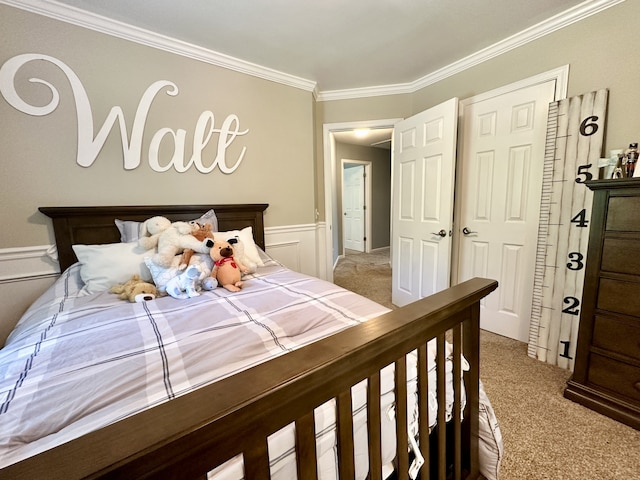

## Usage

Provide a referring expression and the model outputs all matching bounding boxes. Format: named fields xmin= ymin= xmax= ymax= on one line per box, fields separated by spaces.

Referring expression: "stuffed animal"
xmin=165 ymin=264 xmax=201 ymax=299
xmin=180 ymin=222 xmax=215 ymax=268
xmin=138 ymin=216 xmax=172 ymax=250
xmin=186 ymin=252 xmax=216 ymax=290
xmin=201 ymin=265 xmax=219 ymax=291
xmin=152 ymin=221 xmax=215 ymax=267
xmin=110 ymin=275 xmax=158 ymax=302
xmin=224 ymin=235 xmax=257 ymax=274
xmin=209 ymin=240 xmax=250 ymax=292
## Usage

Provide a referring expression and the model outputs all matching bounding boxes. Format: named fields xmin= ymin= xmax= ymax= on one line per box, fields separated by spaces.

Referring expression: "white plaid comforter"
xmin=0 ymin=258 xmax=462 ymax=477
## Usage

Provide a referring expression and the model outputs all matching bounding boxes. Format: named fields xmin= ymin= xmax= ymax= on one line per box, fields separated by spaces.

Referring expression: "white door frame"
xmin=452 ymin=65 xmax=569 ymax=285
xmin=341 ymin=159 xmax=372 ymax=255
xmin=323 ymin=119 xmax=402 ymax=281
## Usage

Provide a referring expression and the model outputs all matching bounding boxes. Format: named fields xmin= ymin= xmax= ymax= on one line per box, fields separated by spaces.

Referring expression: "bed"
xmin=0 ymin=204 xmax=501 ymax=480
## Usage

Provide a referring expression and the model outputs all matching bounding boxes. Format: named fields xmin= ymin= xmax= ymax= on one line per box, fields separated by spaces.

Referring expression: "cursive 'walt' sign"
xmin=0 ymin=53 xmax=248 ymax=174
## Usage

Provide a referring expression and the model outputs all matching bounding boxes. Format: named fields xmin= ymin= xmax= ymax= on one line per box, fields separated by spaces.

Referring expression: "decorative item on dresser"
xmin=565 ymin=178 xmax=640 ymax=429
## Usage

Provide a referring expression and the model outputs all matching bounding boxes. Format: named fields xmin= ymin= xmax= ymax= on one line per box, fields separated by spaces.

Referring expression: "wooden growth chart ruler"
xmin=528 ymin=89 xmax=608 ymax=370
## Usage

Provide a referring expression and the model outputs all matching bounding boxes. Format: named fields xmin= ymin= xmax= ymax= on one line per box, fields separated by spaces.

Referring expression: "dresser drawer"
xmin=593 ymin=315 xmax=640 ymax=362
xmin=588 ymin=354 xmax=640 ymax=402
xmin=606 ymin=196 xmax=640 ymax=231
xmin=601 ymin=237 xmax=640 ymax=275
xmin=597 ymin=278 xmax=640 ymax=317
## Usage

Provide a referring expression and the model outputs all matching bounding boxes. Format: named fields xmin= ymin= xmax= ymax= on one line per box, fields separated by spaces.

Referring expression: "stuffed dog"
xmin=209 ymin=240 xmax=250 ymax=292
xmin=110 ymin=275 xmax=157 ymax=303
xmin=165 ymin=264 xmax=201 ymax=299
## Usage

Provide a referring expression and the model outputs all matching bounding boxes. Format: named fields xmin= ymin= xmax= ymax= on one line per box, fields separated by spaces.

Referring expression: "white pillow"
xmin=72 ymin=242 xmax=154 ymax=295
xmin=213 ymin=226 xmax=263 ymax=267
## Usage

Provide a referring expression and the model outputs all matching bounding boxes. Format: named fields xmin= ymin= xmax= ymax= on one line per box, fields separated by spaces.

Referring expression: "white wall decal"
xmin=0 ymin=53 xmax=248 ymax=174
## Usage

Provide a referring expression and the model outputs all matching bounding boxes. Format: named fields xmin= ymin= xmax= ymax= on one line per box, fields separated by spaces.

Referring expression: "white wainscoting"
xmin=0 ymin=246 xmax=60 ymax=345
xmin=0 ymin=245 xmax=60 ymax=282
xmin=0 ymin=223 xmax=328 ymax=283
xmin=264 ymin=223 xmax=325 ymax=279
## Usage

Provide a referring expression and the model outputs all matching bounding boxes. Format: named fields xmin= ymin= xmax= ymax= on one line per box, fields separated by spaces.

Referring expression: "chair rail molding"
xmin=0 ymin=245 xmax=59 ymax=282
xmin=2 ymin=223 xmax=324 ymax=282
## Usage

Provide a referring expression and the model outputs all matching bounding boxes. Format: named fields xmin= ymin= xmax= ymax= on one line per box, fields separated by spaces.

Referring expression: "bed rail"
xmin=4 ymin=277 xmax=497 ymax=480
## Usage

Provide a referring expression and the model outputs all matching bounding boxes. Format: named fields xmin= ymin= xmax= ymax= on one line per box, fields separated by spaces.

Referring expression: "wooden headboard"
xmin=39 ymin=204 xmax=268 ymax=272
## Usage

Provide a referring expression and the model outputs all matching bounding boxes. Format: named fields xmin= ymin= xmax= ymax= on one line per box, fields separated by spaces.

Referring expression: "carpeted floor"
xmin=333 ymin=248 xmax=395 ymax=310
xmin=334 ymin=248 xmax=640 ymax=480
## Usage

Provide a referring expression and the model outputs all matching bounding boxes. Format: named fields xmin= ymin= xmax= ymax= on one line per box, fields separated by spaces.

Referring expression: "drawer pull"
xmin=635 ymin=382 xmax=640 ymax=392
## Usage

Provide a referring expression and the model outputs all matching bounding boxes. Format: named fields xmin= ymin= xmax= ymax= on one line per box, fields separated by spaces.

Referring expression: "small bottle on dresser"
xmin=624 ymin=143 xmax=638 ymax=177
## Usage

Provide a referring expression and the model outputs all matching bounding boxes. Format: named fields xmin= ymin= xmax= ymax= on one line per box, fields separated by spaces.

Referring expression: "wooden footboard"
xmin=4 ymin=277 xmax=497 ymax=480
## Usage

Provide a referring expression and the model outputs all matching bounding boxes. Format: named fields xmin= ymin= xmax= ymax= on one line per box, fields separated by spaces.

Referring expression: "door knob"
xmin=462 ymin=227 xmax=477 ymax=235
xmin=431 ymin=229 xmax=447 ymax=238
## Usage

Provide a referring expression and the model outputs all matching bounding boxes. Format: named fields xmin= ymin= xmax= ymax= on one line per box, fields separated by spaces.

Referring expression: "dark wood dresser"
xmin=564 ymin=178 xmax=640 ymax=430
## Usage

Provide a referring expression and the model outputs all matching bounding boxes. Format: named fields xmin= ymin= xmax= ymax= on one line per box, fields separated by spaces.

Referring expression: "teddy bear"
xmin=164 ymin=264 xmax=202 ymax=299
xmin=180 ymin=222 xmax=215 ymax=269
xmin=138 ymin=216 xmax=172 ymax=250
xmin=209 ymin=240 xmax=250 ymax=292
xmin=223 ymin=235 xmax=258 ymax=274
xmin=152 ymin=221 xmax=215 ymax=267
xmin=110 ymin=275 xmax=158 ymax=302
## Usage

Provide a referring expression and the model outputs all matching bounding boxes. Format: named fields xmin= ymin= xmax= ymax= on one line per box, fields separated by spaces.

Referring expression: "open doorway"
xmin=323 ymin=120 xmax=399 ymax=281
xmin=342 ymin=160 xmax=371 ymax=254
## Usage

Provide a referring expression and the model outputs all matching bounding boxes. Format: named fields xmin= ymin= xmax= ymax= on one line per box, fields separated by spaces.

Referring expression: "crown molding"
xmin=317 ymin=83 xmax=414 ymax=102
xmin=317 ymin=0 xmax=624 ymax=101
xmin=2 ymin=0 xmax=623 ymax=100
xmin=1 ymin=0 xmax=317 ymax=92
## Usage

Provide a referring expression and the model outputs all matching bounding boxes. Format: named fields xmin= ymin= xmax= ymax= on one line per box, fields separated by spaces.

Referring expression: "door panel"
xmin=457 ymin=81 xmax=555 ymax=341
xmin=420 ymin=241 xmax=439 ymax=298
xmin=392 ymin=98 xmax=458 ymax=307
xmin=343 ymin=164 xmax=364 ymax=252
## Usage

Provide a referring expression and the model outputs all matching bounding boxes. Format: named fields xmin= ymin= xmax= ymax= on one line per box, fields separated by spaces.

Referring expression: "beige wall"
xmin=0 ymin=5 xmax=316 ymax=251
xmin=316 ymin=0 xmax=640 ymax=218
xmin=313 ymin=94 xmax=411 ymax=220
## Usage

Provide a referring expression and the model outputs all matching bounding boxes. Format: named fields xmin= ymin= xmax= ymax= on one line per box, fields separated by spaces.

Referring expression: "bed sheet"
xmin=208 ymin=342 xmax=463 ymax=480
xmin=0 ymin=257 xmax=468 ymax=478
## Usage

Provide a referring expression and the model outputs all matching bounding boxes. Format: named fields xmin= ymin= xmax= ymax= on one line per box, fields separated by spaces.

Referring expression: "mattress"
xmin=0 ymin=255 xmax=497 ymax=478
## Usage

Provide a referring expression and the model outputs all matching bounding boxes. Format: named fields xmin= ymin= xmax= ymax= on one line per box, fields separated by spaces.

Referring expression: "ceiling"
xmin=333 ymin=128 xmax=393 ymax=150
xmin=43 ymin=0 xmax=590 ymax=93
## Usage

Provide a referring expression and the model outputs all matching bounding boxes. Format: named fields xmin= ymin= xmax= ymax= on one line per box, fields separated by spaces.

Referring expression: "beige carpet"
xmin=334 ymin=248 xmax=395 ymax=310
xmin=334 ymin=249 xmax=640 ymax=480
